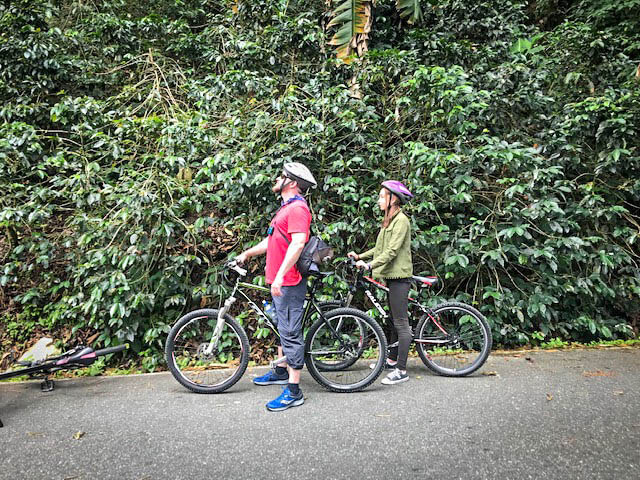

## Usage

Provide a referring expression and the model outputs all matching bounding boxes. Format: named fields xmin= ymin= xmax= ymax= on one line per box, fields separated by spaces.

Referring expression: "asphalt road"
xmin=1 ymin=348 xmax=639 ymax=480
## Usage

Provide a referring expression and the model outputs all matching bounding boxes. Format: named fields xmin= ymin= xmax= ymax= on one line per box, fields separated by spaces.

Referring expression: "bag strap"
xmin=276 ymin=225 xmax=291 ymax=245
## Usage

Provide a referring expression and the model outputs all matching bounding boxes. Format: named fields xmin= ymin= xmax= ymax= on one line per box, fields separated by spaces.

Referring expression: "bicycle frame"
xmin=341 ymin=263 xmax=450 ymax=345
xmin=205 ymin=262 xmax=353 ymax=359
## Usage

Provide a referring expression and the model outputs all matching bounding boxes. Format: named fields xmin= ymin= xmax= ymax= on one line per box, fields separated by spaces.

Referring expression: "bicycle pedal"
xmin=270 ymin=356 xmax=287 ymax=369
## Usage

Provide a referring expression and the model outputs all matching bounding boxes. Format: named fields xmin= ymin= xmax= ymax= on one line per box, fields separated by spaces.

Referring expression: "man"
xmin=235 ymin=162 xmax=316 ymax=411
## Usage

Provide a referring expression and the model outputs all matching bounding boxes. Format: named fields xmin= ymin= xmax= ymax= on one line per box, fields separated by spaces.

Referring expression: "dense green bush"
xmin=1 ymin=0 xmax=638 ymax=369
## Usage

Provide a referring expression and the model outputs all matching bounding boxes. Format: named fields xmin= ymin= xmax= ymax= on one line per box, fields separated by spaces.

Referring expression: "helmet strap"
xmin=275 ymin=177 xmax=293 ymax=194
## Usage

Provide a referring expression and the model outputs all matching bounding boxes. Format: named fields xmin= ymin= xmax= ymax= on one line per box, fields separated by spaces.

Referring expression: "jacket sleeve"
xmin=359 ymin=248 xmax=375 ymax=260
xmin=369 ymin=216 xmax=409 ymax=270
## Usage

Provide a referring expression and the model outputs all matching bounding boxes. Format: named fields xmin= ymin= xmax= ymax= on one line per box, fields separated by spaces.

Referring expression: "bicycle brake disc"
xmin=196 ymin=343 xmax=216 ymax=361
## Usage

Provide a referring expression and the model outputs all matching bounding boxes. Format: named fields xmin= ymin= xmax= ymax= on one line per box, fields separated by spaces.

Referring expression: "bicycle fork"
xmin=203 ymin=295 xmax=237 ymax=355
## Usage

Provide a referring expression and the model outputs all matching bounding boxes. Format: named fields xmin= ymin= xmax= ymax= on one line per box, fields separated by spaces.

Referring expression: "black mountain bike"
xmin=165 ymin=260 xmax=387 ymax=394
xmin=0 ymin=344 xmax=127 ymax=427
xmin=325 ymin=259 xmax=492 ymax=377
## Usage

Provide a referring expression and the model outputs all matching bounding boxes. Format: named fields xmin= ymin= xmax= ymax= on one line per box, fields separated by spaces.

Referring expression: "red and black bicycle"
xmin=325 ymin=259 xmax=492 ymax=377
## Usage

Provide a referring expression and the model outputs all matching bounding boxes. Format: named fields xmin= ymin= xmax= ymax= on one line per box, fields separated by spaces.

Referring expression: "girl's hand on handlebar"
xmin=355 ymin=260 xmax=370 ymax=270
xmin=347 ymin=251 xmax=360 ymax=261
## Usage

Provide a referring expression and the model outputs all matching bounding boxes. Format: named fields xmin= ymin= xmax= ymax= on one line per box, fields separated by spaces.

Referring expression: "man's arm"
xmin=237 ymin=237 xmax=269 ymax=264
xmin=271 ymin=232 xmax=306 ymax=296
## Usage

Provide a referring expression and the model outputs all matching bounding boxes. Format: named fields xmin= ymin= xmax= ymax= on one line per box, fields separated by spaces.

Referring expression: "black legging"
xmin=385 ymin=278 xmax=412 ymax=371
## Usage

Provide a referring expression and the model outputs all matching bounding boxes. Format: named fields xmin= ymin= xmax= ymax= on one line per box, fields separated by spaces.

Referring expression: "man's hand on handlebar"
xmin=235 ymin=252 xmax=248 ymax=265
xmin=347 ymin=251 xmax=360 ymax=261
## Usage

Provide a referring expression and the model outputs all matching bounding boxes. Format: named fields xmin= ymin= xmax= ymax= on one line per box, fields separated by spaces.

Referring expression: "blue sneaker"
xmin=266 ymin=387 xmax=304 ymax=412
xmin=253 ymin=370 xmax=289 ymax=386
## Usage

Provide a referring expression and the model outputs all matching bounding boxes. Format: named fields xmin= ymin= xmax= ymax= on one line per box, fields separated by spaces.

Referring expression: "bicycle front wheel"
xmin=305 ymin=308 xmax=387 ymax=393
xmin=165 ymin=309 xmax=250 ymax=393
xmin=415 ymin=302 xmax=492 ymax=376
xmin=312 ymin=300 xmax=363 ymax=372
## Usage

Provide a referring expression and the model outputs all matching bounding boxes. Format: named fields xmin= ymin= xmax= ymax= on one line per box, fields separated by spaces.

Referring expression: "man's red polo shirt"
xmin=265 ymin=200 xmax=311 ymax=286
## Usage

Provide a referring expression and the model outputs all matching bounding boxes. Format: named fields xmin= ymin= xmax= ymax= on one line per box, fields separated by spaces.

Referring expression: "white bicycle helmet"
xmin=283 ymin=162 xmax=317 ymax=191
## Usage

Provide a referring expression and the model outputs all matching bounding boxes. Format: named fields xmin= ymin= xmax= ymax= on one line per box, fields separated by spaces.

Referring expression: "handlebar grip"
xmin=94 ymin=344 xmax=128 ymax=357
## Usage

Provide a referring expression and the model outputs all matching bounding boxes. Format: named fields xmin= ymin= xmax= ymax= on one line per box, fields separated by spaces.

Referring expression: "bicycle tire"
xmin=305 ymin=307 xmax=387 ymax=392
xmin=313 ymin=301 xmax=364 ymax=372
xmin=415 ymin=302 xmax=492 ymax=376
xmin=165 ymin=308 xmax=250 ymax=393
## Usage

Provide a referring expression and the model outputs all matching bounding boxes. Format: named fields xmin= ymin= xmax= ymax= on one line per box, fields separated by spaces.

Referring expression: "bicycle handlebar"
xmin=94 ymin=344 xmax=127 ymax=356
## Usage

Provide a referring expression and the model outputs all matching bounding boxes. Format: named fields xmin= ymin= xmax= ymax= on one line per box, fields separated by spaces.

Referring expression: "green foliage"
xmin=0 ymin=0 xmax=638 ymax=368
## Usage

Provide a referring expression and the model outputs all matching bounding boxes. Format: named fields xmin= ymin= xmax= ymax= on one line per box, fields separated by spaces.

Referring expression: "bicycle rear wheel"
xmin=305 ymin=308 xmax=387 ymax=392
xmin=415 ymin=302 xmax=492 ymax=376
xmin=165 ymin=309 xmax=250 ymax=393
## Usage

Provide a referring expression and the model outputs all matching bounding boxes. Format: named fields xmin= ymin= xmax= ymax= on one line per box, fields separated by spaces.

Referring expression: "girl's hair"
xmin=381 ymin=188 xmax=401 ymax=228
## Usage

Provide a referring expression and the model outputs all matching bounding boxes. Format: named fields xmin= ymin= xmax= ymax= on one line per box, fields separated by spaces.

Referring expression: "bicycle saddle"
xmin=412 ymin=275 xmax=438 ymax=288
xmin=307 ymin=263 xmax=333 ymax=278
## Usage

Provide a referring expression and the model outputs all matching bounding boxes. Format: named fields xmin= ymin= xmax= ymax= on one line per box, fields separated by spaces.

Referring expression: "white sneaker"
xmin=381 ymin=368 xmax=409 ymax=385
xmin=369 ymin=360 xmax=397 ymax=370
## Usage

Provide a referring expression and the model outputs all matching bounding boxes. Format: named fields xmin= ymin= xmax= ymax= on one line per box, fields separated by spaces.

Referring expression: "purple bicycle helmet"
xmin=381 ymin=180 xmax=414 ymax=204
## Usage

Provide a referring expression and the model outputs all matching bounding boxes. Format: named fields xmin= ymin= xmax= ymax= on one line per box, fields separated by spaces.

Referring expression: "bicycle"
xmin=0 ymin=343 xmax=128 ymax=427
xmin=325 ymin=259 xmax=492 ymax=376
xmin=164 ymin=260 xmax=388 ymax=394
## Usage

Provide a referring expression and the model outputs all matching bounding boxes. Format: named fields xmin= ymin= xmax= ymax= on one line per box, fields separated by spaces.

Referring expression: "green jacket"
xmin=359 ymin=210 xmax=413 ymax=280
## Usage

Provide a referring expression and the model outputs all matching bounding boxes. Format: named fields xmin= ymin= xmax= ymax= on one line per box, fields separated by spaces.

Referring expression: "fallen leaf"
xmin=416 ymin=376 xmax=422 ymax=379
xmin=375 ymin=414 xmax=391 ymax=417
xmin=64 ymin=476 xmax=80 ymax=480
xmin=482 ymin=371 xmax=498 ymax=376
xmin=72 ymin=431 xmax=85 ymax=440
xmin=525 ymin=357 xmax=534 ymax=363
xmin=512 ymin=354 xmax=522 ymax=358
xmin=613 ymin=391 xmax=624 ymax=396
xmin=27 ymin=432 xmax=45 ymax=437
xmin=546 ymin=393 xmax=553 ymax=401
xmin=583 ymin=370 xmax=615 ymax=377
xmin=86 ymin=332 xmax=99 ymax=345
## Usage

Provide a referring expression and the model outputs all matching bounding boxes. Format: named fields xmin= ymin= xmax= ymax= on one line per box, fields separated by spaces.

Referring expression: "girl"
xmin=348 ymin=180 xmax=414 ymax=385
